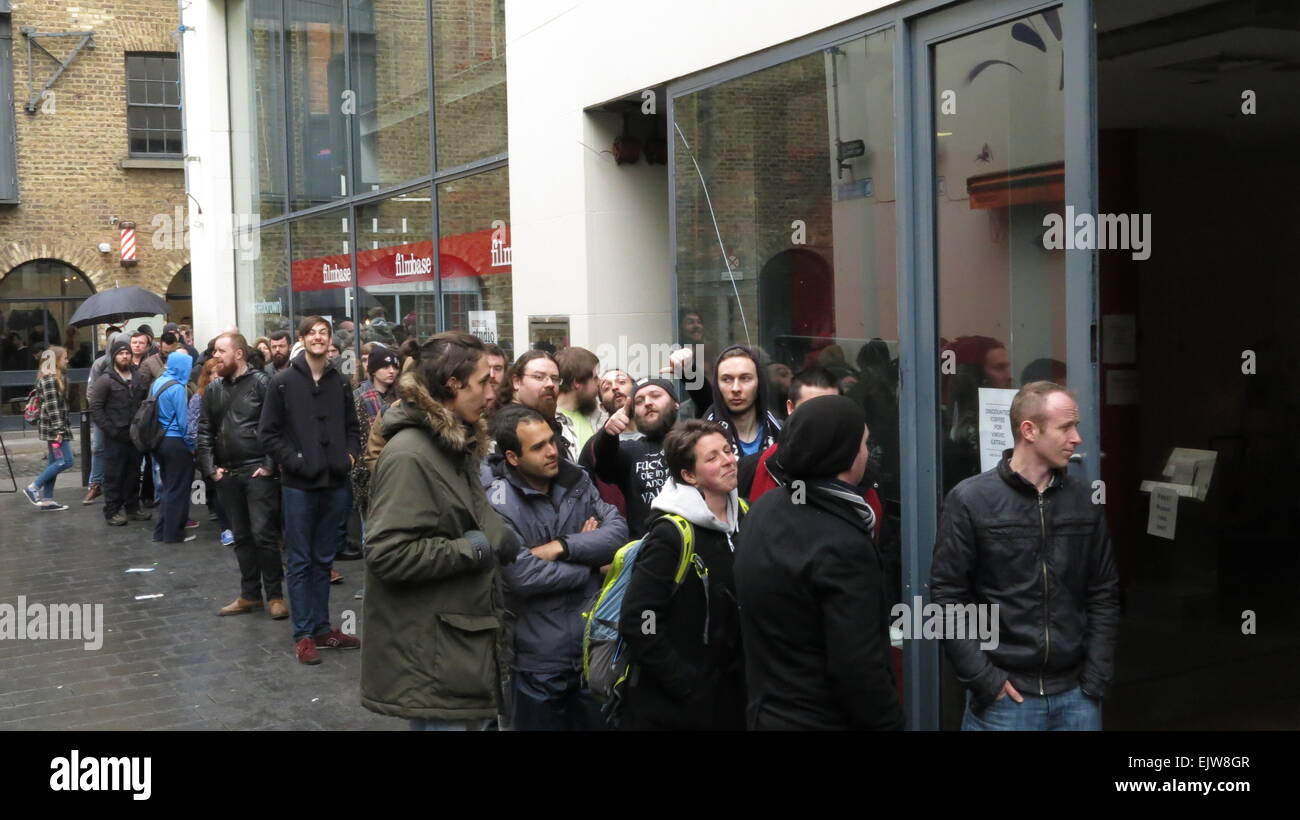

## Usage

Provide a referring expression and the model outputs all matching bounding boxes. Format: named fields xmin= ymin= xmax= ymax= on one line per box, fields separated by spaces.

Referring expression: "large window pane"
xmin=229 ymin=0 xmax=289 ymax=220
xmin=349 ymin=0 xmax=431 ymax=191
xmin=674 ymin=30 xmax=900 ymax=497
xmin=234 ymin=222 xmax=289 ymax=341
xmin=290 ymin=208 xmax=354 ymax=334
xmin=286 ymin=0 xmax=349 ymax=210
xmin=932 ymin=9 xmax=1067 ymax=496
xmin=433 ymin=0 xmax=506 ymax=169
xmin=357 ymin=186 xmax=434 ymax=352
xmin=1 ymin=261 xmax=94 ymax=413
xmin=438 ymin=167 xmax=511 ymax=356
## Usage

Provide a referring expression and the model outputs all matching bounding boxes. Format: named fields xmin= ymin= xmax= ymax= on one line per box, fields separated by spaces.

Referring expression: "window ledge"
xmin=121 ymin=157 xmax=184 ymax=170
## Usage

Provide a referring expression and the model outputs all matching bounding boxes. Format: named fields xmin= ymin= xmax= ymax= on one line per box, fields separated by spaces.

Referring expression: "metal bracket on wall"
xmin=20 ymin=27 xmax=95 ymax=114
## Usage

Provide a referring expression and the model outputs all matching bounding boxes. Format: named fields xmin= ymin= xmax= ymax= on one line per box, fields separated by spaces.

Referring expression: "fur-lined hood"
xmin=367 ymin=371 xmax=489 ymax=472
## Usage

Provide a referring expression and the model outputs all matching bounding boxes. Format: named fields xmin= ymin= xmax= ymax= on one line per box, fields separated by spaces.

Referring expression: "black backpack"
xmin=130 ymin=378 xmax=181 ymax=453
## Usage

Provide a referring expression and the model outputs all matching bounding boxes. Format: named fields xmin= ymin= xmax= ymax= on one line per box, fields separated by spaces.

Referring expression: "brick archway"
xmin=0 ymin=241 xmax=188 ymax=296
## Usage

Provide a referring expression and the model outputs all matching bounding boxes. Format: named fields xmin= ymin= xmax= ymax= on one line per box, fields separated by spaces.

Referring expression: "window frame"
xmin=125 ymin=51 xmax=183 ymax=159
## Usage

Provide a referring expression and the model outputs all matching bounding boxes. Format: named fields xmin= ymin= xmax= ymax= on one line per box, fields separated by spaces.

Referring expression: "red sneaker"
xmin=295 ymin=636 xmax=321 ymax=665
xmin=314 ymin=629 xmax=360 ymax=650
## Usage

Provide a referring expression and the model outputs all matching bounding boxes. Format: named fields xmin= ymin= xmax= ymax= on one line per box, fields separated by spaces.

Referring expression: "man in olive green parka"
xmin=361 ymin=332 xmax=518 ymax=730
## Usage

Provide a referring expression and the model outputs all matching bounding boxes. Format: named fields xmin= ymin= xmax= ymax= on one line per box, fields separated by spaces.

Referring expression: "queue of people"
xmin=20 ymin=316 xmax=1117 ymax=733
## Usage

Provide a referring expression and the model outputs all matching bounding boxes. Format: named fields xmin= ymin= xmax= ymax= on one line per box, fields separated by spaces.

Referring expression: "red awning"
xmin=291 ymin=227 xmax=510 ymax=292
xmin=967 ymin=161 xmax=1064 ymax=210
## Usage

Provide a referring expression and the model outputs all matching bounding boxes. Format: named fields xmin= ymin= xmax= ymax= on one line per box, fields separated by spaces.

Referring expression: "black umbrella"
xmin=68 ymin=286 xmax=170 ymax=327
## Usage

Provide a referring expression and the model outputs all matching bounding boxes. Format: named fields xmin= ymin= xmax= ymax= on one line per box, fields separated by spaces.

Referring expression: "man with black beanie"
xmin=88 ymin=338 xmax=150 ymax=526
xmin=580 ymin=377 xmax=679 ymax=537
xmin=734 ymin=394 xmax=903 ymax=730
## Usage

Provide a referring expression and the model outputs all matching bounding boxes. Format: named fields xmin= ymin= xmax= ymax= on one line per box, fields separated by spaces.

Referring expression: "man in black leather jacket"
xmin=197 ymin=332 xmax=286 ymax=620
xmin=931 ymin=381 xmax=1119 ymax=731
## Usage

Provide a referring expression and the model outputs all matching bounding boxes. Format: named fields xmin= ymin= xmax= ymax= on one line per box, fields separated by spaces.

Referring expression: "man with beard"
xmin=581 ymin=377 xmax=679 ymax=537
xmin=88 ymin=337 xmax=149 ymax=526
xmin=598 ymin=368 xmax=635 ymax=424
xmin=554 ymin=347 xmax=603 ymax=462
xmin=198 ymin=333 xmax=287 ymax=620
xmin=264 ymin=329 xmax=292 ymax=376
xmin=482 ymin=343 xmax=509 ymax=419
xmin=506 ymin=350 xmax=570 ymax=458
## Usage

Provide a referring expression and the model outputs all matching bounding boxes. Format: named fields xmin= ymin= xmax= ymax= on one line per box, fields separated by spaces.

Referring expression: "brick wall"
xmin=0 ymin=0 xmax=188 ymax=299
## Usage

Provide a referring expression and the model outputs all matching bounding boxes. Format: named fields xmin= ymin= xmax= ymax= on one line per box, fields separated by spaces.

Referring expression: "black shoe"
xmin=107 ymin=512 xmax=128 ymax=526
xmin=335 ymin=549 xmax=364 ymax=561
xmin=141 ymin=499 xmax=159 ymax=509
xmin=127 ymin=511 xmax=152 ymax=521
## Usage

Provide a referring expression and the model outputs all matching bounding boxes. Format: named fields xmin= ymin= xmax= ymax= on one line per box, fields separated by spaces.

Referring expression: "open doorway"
xmin=1097 ymin=0 xmax=1300 ymax=729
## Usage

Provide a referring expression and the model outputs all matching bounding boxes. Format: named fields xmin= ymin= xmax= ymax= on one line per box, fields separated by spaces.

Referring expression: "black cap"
xmin=630 ymin=377 xmax=678 ymax=405
xmin=368 ymin=347 xmax=401 ymax=377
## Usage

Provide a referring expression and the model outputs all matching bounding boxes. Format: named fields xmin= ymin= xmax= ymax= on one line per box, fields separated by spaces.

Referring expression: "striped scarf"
xmin=811 ymin=479 xmax=877 ymax=535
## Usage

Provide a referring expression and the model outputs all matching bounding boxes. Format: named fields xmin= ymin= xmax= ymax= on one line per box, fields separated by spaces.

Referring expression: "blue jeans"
xmin=282 ymin=485 xmax=351 ymax=641
xmin=33 ymin=441 xmax=75 ymax=500
xmin=90 ymin=423 xmax=104 ymax=485
xmin=961 ymin=686 xmax=1102 ymax=731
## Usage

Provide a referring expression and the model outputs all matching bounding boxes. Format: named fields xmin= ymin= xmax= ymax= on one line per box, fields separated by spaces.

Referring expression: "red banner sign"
xmin=291 ymin=227 xmax=511 ymax=293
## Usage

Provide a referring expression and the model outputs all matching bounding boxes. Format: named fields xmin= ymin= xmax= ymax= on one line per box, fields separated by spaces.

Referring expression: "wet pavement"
xmin=0 ymin=473 xmax=396 ymax=731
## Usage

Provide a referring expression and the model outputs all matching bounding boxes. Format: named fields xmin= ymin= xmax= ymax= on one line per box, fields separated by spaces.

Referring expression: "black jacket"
xmin=258 ymin=354 xmax=361 ymax=490
xmin=88 ymin=368 xmax=145 ymax=442
xmin=930 ymin=451 xmax=1120 ymax=706
xmin=197 ymin=366 xmax=274 ymax=477
xmin=616 ymin=482 xmax=746 ymax=731
xmin=734 ymin=483 xmax=903 ymax=730
xmin=583 ymin=429 xmax=669 ymax=538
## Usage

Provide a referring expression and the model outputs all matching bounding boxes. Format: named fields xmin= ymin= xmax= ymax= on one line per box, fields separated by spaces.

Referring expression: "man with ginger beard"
xmin=581 ymin=377 xmax=679 ymax=537
xmin=197 ymin=333 xmax=286 ymax=620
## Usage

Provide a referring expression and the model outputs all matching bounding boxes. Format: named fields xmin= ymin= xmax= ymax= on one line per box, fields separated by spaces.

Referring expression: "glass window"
xmin=228 ymin=0 xmax=289 ymax=220
xmin=289 ymin=208 xmax=354 ymax=335
xmin=126 ymin=53 xmax=182 ymax=156
xmin=286 ymin=0 xmax=349 ymax=210
xmin=674 ymin=29 xmax=900 ymax=503
xmin=932 ymin=9 xmax=1067 ymax=496
xmin=433 ymin=0 xmax=507 ymax=169
xmin=0 ymin=260 xmax=95 ymax=414
xmin=349 ymin=0 xmax=432 ymax=192
xmin=234 ymin=221 xmax=289 ymax=341
xmin=437 ymin=167 xmax=512 ymax=356
xmin=356 ymin=187 xmax=435 ymax=355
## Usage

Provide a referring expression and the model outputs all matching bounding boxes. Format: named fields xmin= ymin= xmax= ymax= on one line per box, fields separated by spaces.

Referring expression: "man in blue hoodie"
xmin=151 ymin=350 xmax=196 ymax=544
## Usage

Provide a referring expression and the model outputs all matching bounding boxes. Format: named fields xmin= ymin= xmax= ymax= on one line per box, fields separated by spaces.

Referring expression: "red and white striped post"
xmin=119 ymin=221 xmax=137 ymax=268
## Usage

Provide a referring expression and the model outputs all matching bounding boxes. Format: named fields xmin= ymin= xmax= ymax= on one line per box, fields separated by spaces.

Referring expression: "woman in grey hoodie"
xmin=616 ymin=419 xmax=747 ymax=730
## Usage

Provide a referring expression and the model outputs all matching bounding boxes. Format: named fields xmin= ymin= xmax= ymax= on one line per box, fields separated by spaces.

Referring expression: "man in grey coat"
xmin=483 ymin=404 xmax=628 ymax=730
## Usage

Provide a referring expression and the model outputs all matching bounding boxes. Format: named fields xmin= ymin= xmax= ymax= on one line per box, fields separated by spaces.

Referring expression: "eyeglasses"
xmin=524 ymin=372 xmax=562 ymax=385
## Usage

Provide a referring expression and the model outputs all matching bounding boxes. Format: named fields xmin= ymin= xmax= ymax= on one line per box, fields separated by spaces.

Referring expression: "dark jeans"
xmin=510 ymin=669 xmax=605 ymax=732
xmin=152 ymin=437 xmax=194 ymax=543
xmin=206 ymin=477 xmax=231 ymax=529
xmin=101 ymin=436 xmax=141 ymax=519
xmin=281 ymin=485 xmax=351 ymax=641
xmin=216 ymin=468 xmax=284 ymax=602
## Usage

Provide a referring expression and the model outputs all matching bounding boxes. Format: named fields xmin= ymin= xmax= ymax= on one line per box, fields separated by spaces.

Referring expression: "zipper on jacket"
xmin=1038 ymin=491 xmax=1049 ymax=696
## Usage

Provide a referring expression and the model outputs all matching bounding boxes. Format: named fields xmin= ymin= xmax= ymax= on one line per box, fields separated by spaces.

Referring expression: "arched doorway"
xmin=0 ymin=259 xmax=95 ymax=418
xmin=165 ymin=264 xmax=192 ymax=325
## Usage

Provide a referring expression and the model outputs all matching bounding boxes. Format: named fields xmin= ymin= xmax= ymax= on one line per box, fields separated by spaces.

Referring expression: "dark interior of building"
xmin=1096 ymin=0 xmax=1300 ymax=729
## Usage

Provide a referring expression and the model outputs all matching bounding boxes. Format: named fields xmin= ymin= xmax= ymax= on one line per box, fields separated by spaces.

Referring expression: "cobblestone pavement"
xmin=0 ymin=473 xmax=397 ymax=731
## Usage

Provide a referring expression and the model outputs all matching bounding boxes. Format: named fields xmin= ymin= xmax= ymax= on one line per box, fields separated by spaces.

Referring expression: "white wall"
xmin=505 ymin=0 xmax=895 ymax=360
xmin=180 ymin=0 xmax=236 ymax=345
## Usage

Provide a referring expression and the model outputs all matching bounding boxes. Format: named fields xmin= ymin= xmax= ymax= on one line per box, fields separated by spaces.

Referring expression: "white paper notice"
xmin=978 ymin=387 xmax=1019 ymax=472
xmin=1147 ymin=486 xmax=1178 ymax=540
xmin=468 ymin=311 xmax=498 ymax=344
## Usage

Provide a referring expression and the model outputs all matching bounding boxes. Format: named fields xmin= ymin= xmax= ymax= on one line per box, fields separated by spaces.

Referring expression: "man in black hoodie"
xmin=673 ymin=344 xmax=781 ymax=458
xmin=259 ymin=316 xmax=362 ymax=665
xmin=580 ymin=378 xmax=678 ymax=537
xmin=88 ymin=338 xmax=149 ymax=526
